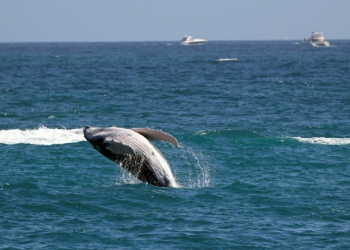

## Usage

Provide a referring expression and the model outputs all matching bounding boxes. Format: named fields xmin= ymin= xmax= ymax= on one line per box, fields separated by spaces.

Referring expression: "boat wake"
xmin=216 ymin=58 xmax=238 ymax=62
xmin=0 ymin=125 xmax=85 ymax=145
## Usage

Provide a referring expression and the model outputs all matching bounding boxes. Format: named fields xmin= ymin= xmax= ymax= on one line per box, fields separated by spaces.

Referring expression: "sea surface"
xmin=1 ymin=40 xmax=350 ymax=249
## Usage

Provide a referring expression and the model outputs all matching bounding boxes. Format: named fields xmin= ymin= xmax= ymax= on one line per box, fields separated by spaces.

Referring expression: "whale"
xmin=83 ymin=126 xmax=178 ymax=187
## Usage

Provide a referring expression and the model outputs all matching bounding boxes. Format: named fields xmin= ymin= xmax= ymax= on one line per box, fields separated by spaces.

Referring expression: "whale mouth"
xmin=83 ymin=126 xmax=106 ymax=143
xmin=83 ymin=125 xmax=90 ymax=133
xmin=83 ymin=125 xmax=94 ymax=141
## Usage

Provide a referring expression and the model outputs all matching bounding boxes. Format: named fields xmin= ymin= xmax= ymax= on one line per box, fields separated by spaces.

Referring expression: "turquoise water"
xmin=1 ymin=41 xmax=350 ymax=249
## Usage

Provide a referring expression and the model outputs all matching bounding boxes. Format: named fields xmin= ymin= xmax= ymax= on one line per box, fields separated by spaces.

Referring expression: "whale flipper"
xmin=132 ymin=128 xmax=178 ymax=147
xmin=104 ymin=138 xmax=136 ymax=155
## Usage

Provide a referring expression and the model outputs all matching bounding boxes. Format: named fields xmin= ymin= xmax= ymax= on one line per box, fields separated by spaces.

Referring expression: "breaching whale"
xmin=83 ymin=126 xmax=178 ymax=187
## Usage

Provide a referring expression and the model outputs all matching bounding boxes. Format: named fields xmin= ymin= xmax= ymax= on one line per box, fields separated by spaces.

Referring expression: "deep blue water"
xmin=1 ymin=40 xmax=350 ymax=249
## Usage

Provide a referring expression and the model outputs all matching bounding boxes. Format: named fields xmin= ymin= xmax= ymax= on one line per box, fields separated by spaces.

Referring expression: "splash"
xmin=293 ymin=137 xmax=350 ymax=145
xmin=169 ymin=144 xmax=211 ymax=188
xmin=0 ymin=125 xmax=85 ymax=145
xmin=115 ymin=168 xmax=142 ymax=186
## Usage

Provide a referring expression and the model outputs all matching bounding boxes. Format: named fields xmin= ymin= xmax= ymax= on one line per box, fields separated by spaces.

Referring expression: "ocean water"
xmin=1 ymin=40 xmax=350 ymax=249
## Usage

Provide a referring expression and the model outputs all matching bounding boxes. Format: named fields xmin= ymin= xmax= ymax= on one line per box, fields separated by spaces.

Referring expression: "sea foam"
xmin=293 ymin=137 xmax=350 ymax=145
xmin=0 ymin=126 xmax=85 ymax=145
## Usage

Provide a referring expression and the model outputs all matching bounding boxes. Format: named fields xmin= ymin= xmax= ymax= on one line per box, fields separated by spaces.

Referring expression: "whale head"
xmin=84 ymin=125 xmax=102 ymax=144
xmin=83 ymin=125 xmax=113 ymax=154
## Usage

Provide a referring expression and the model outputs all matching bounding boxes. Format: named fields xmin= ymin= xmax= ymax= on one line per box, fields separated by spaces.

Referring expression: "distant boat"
xmin=181 ymin=34 xmax=207 ymax=45
xmin=302 ymin=32 xmax=330 ymax=47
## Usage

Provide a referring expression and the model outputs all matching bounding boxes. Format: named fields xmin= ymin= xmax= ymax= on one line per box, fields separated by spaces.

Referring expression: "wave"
xmin=0 ymin=125 xmax=85 ymax=145
xmin=216 ymin=58 xmax=238 ymax=62
xmin=292 ymin=137 xmax=350 ymax=145
xmin=194 ymin=129 xmax=350 ymax=146
xmin=194 ymin=129 xmax=258 ymax=138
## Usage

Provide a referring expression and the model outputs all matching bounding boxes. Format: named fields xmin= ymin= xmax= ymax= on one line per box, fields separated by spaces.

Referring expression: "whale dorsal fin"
xmin=132 ymin=128 xmax=179 ymax=147
xmin=104 ymin=138 xmax=136 ymax=155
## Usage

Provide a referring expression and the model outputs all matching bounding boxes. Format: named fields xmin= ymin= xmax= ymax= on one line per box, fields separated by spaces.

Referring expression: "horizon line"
xmin=1 ymin=38 xmax=349 ymax=44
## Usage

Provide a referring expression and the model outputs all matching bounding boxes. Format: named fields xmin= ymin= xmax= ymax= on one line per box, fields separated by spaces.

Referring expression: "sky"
xmin=1 ymin=0 xmax=349 ymax=42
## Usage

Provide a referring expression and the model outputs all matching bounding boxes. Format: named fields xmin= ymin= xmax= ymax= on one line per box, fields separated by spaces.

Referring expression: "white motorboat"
xmin=181 ymin=34 xmax=207 ymax=45
xmin=302 ymin=32 xmax=330 ymax=47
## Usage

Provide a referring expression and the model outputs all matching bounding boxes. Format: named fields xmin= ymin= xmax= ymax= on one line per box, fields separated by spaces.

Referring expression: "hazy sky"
xmin=1 ymin=0 xmax=349 ymax=42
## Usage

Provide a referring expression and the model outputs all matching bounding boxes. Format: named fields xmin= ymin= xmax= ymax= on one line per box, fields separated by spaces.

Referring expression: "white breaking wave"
xmin=0 ymin=126 xmax=85 ymax=145
xmin=293 ymin=137 xmax=350 ymax=145
xmin=216 ymin=58 xmax=238 ymax=62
